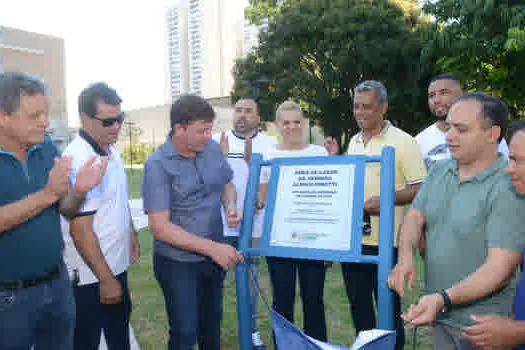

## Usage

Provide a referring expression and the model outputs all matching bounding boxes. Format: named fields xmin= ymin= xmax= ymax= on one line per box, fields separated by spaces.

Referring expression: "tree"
xmin=422 ymin=0 xmax=525 ymax=117
xmin=233 ymin=0 xmax=434 ymax=152
xmin=120 ymin=120 xmax=142 ymax=167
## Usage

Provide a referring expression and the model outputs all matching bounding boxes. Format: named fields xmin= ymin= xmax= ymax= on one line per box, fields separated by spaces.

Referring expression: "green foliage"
xmin=122 ymin=144 xmax=155 ymax=165
xmin=422 ymin=0 xmax=525 ymax=117
xmin=233 ymin=0 xmax=434 ymax=152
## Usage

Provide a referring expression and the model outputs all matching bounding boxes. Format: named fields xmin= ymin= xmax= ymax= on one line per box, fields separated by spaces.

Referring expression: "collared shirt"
xmin=212 ymin=129 xmax=277 ymax=238
xmin=413 ymin=156 xmax=525 ymax=329
xmin=142 ymin=136 xmax=233 ymax=262
xmin=61 ymin=129 xmax=131 ymax=285
xmin=0 ymin=137 xmax=63 ymax=280
xmin=347 ymin=121 xmax=426 ymax=246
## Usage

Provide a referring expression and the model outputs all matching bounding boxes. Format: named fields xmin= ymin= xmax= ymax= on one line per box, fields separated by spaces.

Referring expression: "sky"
xmin=1 ymin=0 xmax=179 ymax=125
xmin=2 ymin=0 xmax=249 ymax=126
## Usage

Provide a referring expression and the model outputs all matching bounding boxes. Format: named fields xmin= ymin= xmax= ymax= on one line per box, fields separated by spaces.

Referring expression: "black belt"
xmin=0 ymin=266 xmax=60 ymax=291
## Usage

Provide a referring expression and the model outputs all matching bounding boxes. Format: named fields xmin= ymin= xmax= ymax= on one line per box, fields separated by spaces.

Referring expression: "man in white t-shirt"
xmin=212 ymin=97 xmax=276 ymax=350
xmin=416 ymin=74 xmax=509 ymax=170
xmin=61 ymin=83 xmax=140 ymax=350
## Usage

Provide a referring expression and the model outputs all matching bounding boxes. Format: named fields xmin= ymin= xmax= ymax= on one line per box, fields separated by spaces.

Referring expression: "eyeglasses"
xmin=90 ymin=113 xmax=125 ymax=127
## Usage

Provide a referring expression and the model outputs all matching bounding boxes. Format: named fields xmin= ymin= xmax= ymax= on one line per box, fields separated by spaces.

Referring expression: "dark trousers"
xmin=266 ymin=256 xmax=327 ymax=343
xmin=153 ymin=254 xmax=226 ymax=350
xmin=73 ymin=271 xmax=132 ymax=350
xmin=341 ymin=246 xmax=405 ymax=350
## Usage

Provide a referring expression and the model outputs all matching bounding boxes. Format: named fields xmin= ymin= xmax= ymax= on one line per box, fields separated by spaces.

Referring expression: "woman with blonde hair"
xmin=259 ymin=100 xmax=329 ymax=344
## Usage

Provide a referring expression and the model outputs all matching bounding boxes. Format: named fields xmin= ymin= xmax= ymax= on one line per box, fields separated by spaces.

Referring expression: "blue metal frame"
xmin=236 ymin=147 xmax=396 ymax=350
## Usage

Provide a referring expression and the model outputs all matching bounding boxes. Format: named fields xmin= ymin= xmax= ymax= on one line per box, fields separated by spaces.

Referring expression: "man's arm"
xmin=69 ymin=215 xmax=122 ymax=304
xmin=446 ymin=248 xmax=522 ymax=305
xmin=222 ymin=181 xmax=237 ymax=210
xmin=59 ymin=190 xmax=86 ymax=219
xmin=0 ymin=189 xmax=60 ymax=234
xmin=388 ymin=207 xmax=426 ymax=297
xmin=129 ymin=209 xmax=140 ymax=264
xmin=364 ymin=183 xmax=422 ymax=215
xmin=395 ymin=183 xmax=422 ymax=206
xmin=0 ymin=156 xmax=71 ymax=234
xmin=223 ymin=181 xmax=242 ymax=228
xmin=59 ymin=156 xmax=108 ymax=219
xmin=464 ymin=315 xmax=525 ymax=348
xmin=256 ymin=183 xmax=268 ymax=209
xmin=402 ymin=248 xmax=522 ymax=326
xmin=148 ymin=210 xmax=243 ymax=270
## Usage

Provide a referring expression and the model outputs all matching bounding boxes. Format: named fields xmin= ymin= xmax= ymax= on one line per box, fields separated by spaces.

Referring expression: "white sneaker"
xmin=252 ymin=331 xmax=265 ymax=349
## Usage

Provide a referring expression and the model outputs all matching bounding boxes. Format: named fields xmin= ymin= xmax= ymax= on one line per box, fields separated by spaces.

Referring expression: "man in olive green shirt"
xmin=389 ymin=92 xmax=525 ymax=350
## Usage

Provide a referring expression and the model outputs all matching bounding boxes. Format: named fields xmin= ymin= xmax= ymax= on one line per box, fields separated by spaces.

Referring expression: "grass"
xmin=128 ymin=229 xmax=434 ymax=350
xmin=126 ymin=168 xmax=144 ymax=200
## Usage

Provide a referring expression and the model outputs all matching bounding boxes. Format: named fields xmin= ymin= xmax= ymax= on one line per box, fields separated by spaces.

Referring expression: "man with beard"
xmin=416 ymin=74 xmax=509 ymax=171
xmin=212 ymin=97 xmax=276 ymax=350
xmin=462 ymin=120 xmax=525 ymax=349
xmin=390 ymin=93 xmax=525 ymax=350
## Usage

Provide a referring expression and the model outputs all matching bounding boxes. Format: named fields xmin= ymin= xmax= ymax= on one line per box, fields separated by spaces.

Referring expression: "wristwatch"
xmin=438 ymin=289 xmax=452 ymax=313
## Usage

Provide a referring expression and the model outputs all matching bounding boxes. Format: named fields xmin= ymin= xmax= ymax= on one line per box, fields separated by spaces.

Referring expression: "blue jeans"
xmin=0 ymin=262 xmax=75 ymax=350
xmin=73 ymin=271 xmax=132 ymax=350
xmin=154 ymin=254 xmax=226 ymax=350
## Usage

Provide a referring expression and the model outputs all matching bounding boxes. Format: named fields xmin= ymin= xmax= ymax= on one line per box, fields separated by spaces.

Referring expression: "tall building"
xmin=166 ymin=0 xmax=190 ymax=101
xmin=0 ymin=26 xmax=69 ymax=146
xmin=165 ymin=0 xmax=248 ymax=102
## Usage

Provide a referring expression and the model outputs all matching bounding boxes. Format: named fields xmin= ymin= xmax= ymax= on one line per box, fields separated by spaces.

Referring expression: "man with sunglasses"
xmin=61 ymin=82 xmax=140 ymax=350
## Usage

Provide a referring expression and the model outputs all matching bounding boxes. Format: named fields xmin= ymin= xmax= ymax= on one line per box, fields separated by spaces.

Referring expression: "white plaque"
xmin=269 ymin=164 xmax=355 ymax=250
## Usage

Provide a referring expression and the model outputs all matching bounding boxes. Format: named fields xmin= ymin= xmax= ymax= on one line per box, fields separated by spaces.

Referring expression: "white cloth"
xmin=60 ymin=133 xmax=131 ymax=286
xmin=415 ymin=123 xmax=509 ymax=170
xmin=212 ymin=130 xmax=277 ymax=238
xmin=260 ymin=144 xmax=329 ymax=184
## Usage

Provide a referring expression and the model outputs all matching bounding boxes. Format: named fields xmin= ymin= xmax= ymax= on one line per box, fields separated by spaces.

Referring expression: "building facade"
xmin=165 ymin=0 xmax=257 ymax=102
xmin=0 ymin=26 xmax=69 ymax=146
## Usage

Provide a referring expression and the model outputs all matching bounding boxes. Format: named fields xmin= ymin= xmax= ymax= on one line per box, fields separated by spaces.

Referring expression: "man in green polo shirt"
xmin=0 ymin=72 xmax=107 ymax=349
xmin=388 ymin=92 xmax=525 ymax=350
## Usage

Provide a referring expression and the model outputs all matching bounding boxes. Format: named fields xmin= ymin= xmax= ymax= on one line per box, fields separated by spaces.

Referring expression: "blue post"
xmin=377 ymin=146 xmax=396 ymax=330
xmin=236 ymin=153 xmax=263 ymax=350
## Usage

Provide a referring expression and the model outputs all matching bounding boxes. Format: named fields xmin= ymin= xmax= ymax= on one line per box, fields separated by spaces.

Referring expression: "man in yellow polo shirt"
xmin=344 ymin=80 xmax=426 ymax=350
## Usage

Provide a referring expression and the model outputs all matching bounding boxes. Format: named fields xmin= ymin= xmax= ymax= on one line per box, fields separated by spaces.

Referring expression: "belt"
xmin=0 ymin=266 xmax=60 ymax=291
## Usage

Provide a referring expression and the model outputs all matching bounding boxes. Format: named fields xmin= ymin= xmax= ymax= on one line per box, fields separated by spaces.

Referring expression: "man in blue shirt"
xmin=143 ymin=94 xmax=244 ymax=350
xmin=463 ymin=120 xmax=525 ymax=349
xmin=0 ymin=72 xmax=107 ymax=349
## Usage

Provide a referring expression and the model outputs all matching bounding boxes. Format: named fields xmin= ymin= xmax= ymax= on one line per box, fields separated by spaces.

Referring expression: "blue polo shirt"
xmin=0 ymin=137 xmax=63 ymax=280
xmin=142 ymin=137 xmax=233 ymax=262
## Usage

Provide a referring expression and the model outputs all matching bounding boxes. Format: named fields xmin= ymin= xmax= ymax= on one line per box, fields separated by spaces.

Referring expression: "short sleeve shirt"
xmin=0 ymin=137 xmax=63 ymax=280
xmin=416 ymin=123 xmax=509 ymax=170
xmin=211 ymin=130 xmax=277 ymax=238
xmin=61 ymin=130 xmax=131 ymax=285
xmin=347 ymin=121 xmax=426 ymax=246
xmin=142 ymin=137 xmax=233 ymax=262
xmin=412 ymin=156 xmax=525 ymax=329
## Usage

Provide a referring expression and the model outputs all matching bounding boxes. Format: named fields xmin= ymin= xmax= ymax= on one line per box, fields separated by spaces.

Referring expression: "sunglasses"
xmin=90 ymin=113 xmax=125 ymax=127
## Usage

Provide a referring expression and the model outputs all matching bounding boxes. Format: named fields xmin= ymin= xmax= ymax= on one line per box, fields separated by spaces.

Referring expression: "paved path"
xmin=99 ymin=199 xmax=146 ymax=350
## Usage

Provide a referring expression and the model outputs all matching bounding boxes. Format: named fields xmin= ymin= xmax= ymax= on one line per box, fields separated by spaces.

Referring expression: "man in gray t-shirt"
xmin=389 ymin=93 xmax=525 ymax=350
xmin=142 ymin=94 xmax=244 ymax=350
